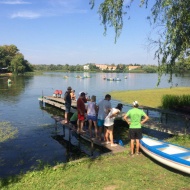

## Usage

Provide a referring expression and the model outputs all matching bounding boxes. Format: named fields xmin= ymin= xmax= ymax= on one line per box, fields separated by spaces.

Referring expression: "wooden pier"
xmin=51 ymin=116 xmax=128 ymax=156
xmin=38 ymin=96 xmax=77 ymax=113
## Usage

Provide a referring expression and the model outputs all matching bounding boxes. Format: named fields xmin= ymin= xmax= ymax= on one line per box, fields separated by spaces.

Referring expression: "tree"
xmin=0 ymin=44 xmax=33 ymax=74
xmin=10 ymin=53 xmax=25 ymax=74
xmin=89 ymin=0 xmax=190 ymax=85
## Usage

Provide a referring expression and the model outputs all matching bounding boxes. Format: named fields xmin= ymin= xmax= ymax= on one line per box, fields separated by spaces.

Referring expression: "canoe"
xmin=140 ymin=136 xmax=190 ymax=174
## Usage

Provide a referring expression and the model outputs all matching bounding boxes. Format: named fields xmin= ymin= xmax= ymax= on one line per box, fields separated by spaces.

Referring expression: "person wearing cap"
xmin=123 ymin=101 xmax=149 ymax=156
xmin=64 ymin=86 xmax=72 ymax=124
xmin=104 ymin=103 xmax=123 ymax=147
xmin=77 ymin=92 xmax=86 ymax=133
xmin=97 ymin=94 xmax=112 ymax=141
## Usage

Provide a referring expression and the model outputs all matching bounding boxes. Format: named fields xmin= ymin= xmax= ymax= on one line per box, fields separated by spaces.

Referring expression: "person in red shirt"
xmin=77 ymin=92 xmax=86 ymax=133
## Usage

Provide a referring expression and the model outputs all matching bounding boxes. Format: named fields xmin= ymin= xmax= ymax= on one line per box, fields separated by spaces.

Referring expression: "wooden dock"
xmin=38 ymin=96 xmax=77 ymax=113
xmin=51 ymin=116 xmax=128 ymax=155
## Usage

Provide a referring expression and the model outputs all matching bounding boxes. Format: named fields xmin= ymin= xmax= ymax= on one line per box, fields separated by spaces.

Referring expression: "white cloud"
xmin=11 ymin=11 xmax=41 ymax=19
xmin=0 ymin=0 xmax=31 ymax=4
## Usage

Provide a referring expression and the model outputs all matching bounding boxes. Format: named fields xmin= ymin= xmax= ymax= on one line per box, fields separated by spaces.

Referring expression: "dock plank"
xmin=39 ymin=97 xmax=76 ymax=113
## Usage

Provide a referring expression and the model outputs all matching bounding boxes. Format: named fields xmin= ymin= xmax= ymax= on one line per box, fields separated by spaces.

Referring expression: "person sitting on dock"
xmin=86 ymin=95 xmax=98 ymax=138
xmin=97 ymin=94 xmax=112 ymax=141
xmin=70 ymin=90 xmax=76 ymax=101
xmin=70 ymin=111 xmax=78 ymax=129
xmin=64 ymin=86 xmax=72 ymax=124
xmin=104 ymin=103 xmax=123 ymax=147
xmin=77 ymin=92 xmax=86 ymax=133
xmin=123 ymin=101 xmax=149 ymax=156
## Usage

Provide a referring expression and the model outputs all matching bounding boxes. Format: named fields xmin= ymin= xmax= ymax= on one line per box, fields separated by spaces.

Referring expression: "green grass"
xmin=110 ymin=87 xmax=190 ymax=108
xmin=0 ymin=150 xmax=190 ymax=190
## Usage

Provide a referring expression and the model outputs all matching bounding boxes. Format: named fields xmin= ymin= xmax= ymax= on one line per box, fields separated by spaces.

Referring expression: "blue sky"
xmin=0 ymin=0 xmax=158 ymax=65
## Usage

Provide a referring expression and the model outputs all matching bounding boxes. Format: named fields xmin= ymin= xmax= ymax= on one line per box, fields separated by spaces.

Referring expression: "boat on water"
xmin=114 ymin=78 xmax=121 ymax=81
xmin=124 ymin=76 xmax=127 ymax=79
xmin=75 ymin=75 xmax=84 ymax=79
xmin=107 ymin=77 xmax=121 ymax=81
xmin=63 ymin=76 xmax=68 ymax=79
xmin=84 ymin=75 xmax=91 ymax=78
xmin=140 ymin=136 xmax=190 ymax=174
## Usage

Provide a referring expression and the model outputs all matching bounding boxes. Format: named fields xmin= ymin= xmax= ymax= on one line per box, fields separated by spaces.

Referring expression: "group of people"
xmin=64 ymin=86 xmax=149 ymax=154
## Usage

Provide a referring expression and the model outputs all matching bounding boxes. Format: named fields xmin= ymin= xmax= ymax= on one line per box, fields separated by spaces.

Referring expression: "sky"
xmin=0 ymin=0 xmax=158 ymax=65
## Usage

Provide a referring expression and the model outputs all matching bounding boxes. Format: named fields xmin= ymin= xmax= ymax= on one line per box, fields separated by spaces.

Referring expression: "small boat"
xmin=75 ymin=75 xmax=84 ymax=79
xmin=107 ymin=78 xmax=114 ymax=81
xmin=84 ymin=75 xmax=91 ymax=78
xmin=63 ymin=76 xmax=68 ymax=79
xmin=114 ymin=78 xmax=121 ymax=81
xmin=124 ymin=76 xmax=127 ymax=79
xmin=140 ymin=136 xmax=190 ymax=174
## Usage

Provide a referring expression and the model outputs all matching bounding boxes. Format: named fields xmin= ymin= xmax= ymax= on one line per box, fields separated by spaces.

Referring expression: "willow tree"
xmin=89 ymin=0 xmax=190 ymax=85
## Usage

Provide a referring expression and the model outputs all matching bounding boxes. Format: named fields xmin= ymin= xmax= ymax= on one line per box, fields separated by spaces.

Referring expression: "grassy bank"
xmin=110 ymin=87 xmax=190 ymax=108
xmin=1 ymin=151 xmax=190 ymax=190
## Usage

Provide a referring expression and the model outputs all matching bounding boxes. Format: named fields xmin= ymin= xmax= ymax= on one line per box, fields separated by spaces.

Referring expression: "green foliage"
xmin=0 ymin=45 xmax=33 ymax=74
xmin=142 ymin=65 xmax=157 ymax=73
xmin=162 ymin=94 xmax=190 ymax=109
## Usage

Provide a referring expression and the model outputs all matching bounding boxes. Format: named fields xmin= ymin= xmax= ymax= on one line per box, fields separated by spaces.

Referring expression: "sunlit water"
xmin=0 ymin=72 xmax=190 ymax=177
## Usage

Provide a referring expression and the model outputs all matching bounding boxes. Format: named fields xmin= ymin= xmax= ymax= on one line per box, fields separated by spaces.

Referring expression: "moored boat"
xmin=114 ymin=78 xmax=121 ymax=81
xmin=140 ymin=136 xmax=190 ymax=174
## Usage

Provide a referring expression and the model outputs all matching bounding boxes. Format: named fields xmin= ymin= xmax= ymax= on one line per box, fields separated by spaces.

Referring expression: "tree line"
xmin=32 ymin=63 xmax=158 ymax=73
xmin=1 ymin=44 xmax=189 ymax=75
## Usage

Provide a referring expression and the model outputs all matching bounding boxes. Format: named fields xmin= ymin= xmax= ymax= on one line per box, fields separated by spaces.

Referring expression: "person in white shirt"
xmin=104 ymin=103 xmax=123 ymax=147
xmin=97 ymin=94 xmax=111 ymax=141
xmin=86 ymin=95 xmax=98 ymax=138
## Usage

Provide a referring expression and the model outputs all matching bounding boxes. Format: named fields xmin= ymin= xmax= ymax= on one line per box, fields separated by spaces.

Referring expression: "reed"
xmin=162 ymin=94 xmax=190 ymax=109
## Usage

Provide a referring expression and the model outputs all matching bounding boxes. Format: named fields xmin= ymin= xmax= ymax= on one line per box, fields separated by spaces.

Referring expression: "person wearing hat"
xmin=123 ymin=101 xmax=149 ymax=156
xmin=104 ymin=103 xmax=123 ymax=147
xmin=64 ymin=86 xmax=72 ymax=124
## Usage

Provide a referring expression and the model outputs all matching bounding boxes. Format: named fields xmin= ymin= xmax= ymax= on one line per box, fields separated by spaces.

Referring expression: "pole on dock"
xmin=90 ymin=138 xmax=94 ymax=156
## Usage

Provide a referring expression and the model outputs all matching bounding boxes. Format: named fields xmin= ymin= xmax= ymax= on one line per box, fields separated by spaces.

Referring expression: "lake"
xmin=0 ymin=72 xmax=190 ymax=177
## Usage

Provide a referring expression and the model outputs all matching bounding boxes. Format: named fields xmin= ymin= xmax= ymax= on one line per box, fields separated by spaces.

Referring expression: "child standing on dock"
xmin=86 ymin=95 xmax=98 ymax=138
xmin=104 ymin=103 xmax=123 ymax=147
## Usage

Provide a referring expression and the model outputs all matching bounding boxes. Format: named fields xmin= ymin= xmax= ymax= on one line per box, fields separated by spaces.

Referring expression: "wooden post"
xmin=90 ymin=138 xmax=94 ymax=156
xmin=62 ymin=124 xmax=65 ymax=137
